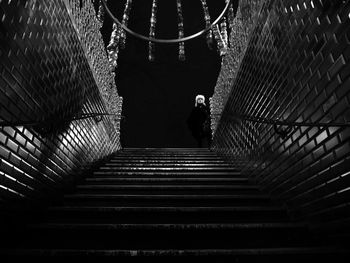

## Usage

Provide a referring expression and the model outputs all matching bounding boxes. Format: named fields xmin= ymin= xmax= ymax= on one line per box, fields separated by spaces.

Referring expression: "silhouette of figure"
xmin=187 ymin=95 xmax=212 ymax=148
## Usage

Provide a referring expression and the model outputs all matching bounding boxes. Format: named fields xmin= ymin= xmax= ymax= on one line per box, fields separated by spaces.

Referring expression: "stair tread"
xmin=30 ymin=222 xmax=307 ymax=230
xmin=99 ymin=167 xmax=240 ymax=171
xmin=114 ymin=155 xmax=220 ymax=157
xmin=49 ymin=206 xmax=285 ymax=212
xmin=109 ymin=160 xmax=225 ymax=163
xmin=64 ymin=194 xmax=270 ymax=199
xmin=85 ymin=178 xmax=248 ymax=181
xmin=93 ymin=172 xmax=242 ymax=176
xmin=122 ymin=148 xmax=213 ymax=150
xmin=103 ymin=165 xmax=236 ymax=168
xmin=1 ymin=247 xmax=347 ymax=256
xmin=77 ymin=185 xmax=259 ymax=189
xmin=110 ymin=157 xmax=224 ymax=160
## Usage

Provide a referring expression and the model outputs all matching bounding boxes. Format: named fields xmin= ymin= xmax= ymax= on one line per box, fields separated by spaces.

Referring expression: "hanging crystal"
xmin=200 ymin=0 xmax=213 ymax=49
xmin=107 ymin=22 xmax=122 ymax=70
xmin=120 ymin=0 xmax=133 ymax=49
xmin=213 ymin=24 xmax=227 ymax=56
xmin=226 ymin=0 xmax=235 ymax=30
xmin=148 ymin=0 xmax=158 ymax=61
xmin=177 ymin=0 xmax=185 ymax=61
xmin=97 ymin=0 xmax=105 ymax=27
xmin=220 ymin=17 xmax=228 ymax=48
xmin=63 ymin=0 xmax=123 ymax=140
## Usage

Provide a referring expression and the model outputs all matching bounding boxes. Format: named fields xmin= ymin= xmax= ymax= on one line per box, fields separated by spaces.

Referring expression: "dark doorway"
xmin=101 ymin=0 xmax=227 ymax=147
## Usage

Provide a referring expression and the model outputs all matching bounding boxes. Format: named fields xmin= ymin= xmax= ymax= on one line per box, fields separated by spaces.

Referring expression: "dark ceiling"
xmin=100 ymin=0 xmax=237 ymax=148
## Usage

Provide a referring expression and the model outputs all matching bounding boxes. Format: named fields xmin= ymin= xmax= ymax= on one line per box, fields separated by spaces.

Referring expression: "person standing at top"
xmin=187 ymin=95 xmax=212 ymax=148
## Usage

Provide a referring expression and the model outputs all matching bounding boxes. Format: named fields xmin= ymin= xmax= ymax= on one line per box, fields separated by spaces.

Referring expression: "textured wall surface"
xmin=0 ymin=0 xmax=122 ymax=211
xmin=210 ymin=0 xmax=261 ymax=134
xmin=213 ymin=0 xmax=350 ymax=232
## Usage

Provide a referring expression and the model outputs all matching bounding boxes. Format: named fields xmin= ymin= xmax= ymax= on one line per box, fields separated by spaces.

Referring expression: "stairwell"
xmin=0 ymin=148 xmax=348 ymax=261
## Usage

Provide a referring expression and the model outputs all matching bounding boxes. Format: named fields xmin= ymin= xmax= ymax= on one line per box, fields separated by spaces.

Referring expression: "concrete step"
xmin=0 ymin=223 xmax=313 ymax=250
xmin=92 ymin=171 xmax=242 ymax=177
xmin=75 ymin=184 xmax=261 ymax=195
xmin=98 ymin=167 xmax=240 ymax=172
xmin=121 ymin=148 xmax=213 ymax=151
xmin=103 ymin=163 xmax=234 ymax=167
xmin=45 ymin=206 xmax=289 ymax=224
xmin=108 ymin=159 xmax=228 ymax=164
xmin=109 ymin=156 xmax=224 ymax=161
xmin=63 ymin=194 xmax=273 ymax=207
xmin=83 ymin=177 xmax=250 ymax=185
xmin=0 ymin=247 xmax=347 ymax=261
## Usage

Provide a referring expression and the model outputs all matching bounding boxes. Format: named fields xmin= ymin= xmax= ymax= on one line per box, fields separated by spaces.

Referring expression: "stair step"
xmin=75 ymin=185 xmax=260 ymax=195
xmin=106 ymin=159 xmax=227 ymax=165
xmin=110 ymin=157 xmax=224 ymax=161
xmin=46 ymin=206 xmax=288 ymax=223
xmin=119 ymin=152 xmax=215 ymax=154
xmin=112 ymin=157 xmax=222 ymax=160
xmin=65 ymin=194 xmax=270 ymax=199
xmin=103 ymin=163 xmax=233 ymax=167
xmin=121 ymin=148 xmax=213 ymax=151
xmin=49 ymin=206 xmax=286 ymax=212
xmin=63 ymin=194 xmax=272 ymax=206
xmin=93 ymin=171 xmax=242 ymax=177
xmin=86 ymin=177 xmax=248 ymax=181
xmin=0 ymin=223 xmax=313 ymax=250
xmin=28 ymin=222 xmax=307 ymax=230
xmin=99 ymin=167 xmax=240 ymax=172
xmin=89 ymin=173 xmax=244 ymax=179
xmin=117 ymin=154 xmax=219 ymax=156
xmin=77 ymin=185 xmax=258 ymax=189
xmin=115 ymin=150 xmax=216 ymax=154
xmin=83 ymin=177 xmax=249 ymax=185
xmin=2 ymin=247 xmax=347 ymax=258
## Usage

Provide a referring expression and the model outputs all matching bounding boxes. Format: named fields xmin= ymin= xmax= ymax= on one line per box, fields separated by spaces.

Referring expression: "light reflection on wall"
xmin=212 ymin=0 xmax=350 ymax=226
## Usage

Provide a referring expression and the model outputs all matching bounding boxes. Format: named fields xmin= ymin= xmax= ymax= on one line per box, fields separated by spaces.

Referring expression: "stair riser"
xmin=46 ymin=210 xmax=288 ymax=224
xmin=82 ymin=181 xmax=249 ymax=186
xmin=0 ymin=251 xmax=345 ymax=261
xmin=109 ymin=158 xmax=224 ymax=161
xmin=103 ymin=165 xmax=237 ymax=169
xmin=107 ymin=161 xmax=228 ymax=164
xmin=92 ymin=172 xmax=243 ymax=177
xmin=76 ymin=189 xmax=261 ymax=195
xmin=63 ymin=198 xmax=272 ymax=207
xmin=98 ymin=169 xmax=241 ymax=173
xmin=86 ymin=177 xmax=248 ymax=181
xmin=2 ymin=228 xmax=309 ymax=250
xmin=112 ymin=158 xmax=227 ymax=160
xmin=88 ymin=177 xmax=248 ymax=182
xmin=113 ymin=153 xmax=220 ymax=156
xmin=116 ymin=150 xmax=215 ymax=152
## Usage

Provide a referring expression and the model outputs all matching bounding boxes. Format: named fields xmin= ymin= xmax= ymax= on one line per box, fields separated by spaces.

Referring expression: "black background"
xmin=101 ymin=0 xmax=232 ymax=147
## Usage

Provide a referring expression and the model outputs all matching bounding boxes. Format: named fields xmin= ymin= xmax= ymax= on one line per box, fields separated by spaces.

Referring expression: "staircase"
xmin=0 ymin=148 xmax=347 ymax=261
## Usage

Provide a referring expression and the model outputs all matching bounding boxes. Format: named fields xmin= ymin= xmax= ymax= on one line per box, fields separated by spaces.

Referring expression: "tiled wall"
xmin=0 ymin=0 xmax=121 ymax=211
xmin=213 ymin=0 xmax=350 ymax=232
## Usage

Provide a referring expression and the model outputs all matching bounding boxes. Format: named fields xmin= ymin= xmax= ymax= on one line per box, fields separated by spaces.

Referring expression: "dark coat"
xmin=187 ymin=104 xmax=211 ymax=138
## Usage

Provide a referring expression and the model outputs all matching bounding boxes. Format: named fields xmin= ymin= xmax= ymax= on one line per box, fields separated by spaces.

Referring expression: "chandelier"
xmin=97 ymin=0 xmax=236 ymax=68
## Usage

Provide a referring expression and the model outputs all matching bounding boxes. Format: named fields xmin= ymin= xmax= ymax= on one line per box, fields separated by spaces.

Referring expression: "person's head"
xmin=195 ymin=95 xmax=206 ymax=107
